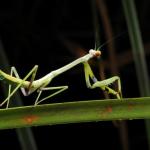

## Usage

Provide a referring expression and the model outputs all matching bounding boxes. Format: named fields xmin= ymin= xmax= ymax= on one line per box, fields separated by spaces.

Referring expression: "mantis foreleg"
xmin=83 ymin=62 xmax=122 ymax=99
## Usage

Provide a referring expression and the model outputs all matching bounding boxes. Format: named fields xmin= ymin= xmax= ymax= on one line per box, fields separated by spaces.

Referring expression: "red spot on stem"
xmin=128 ymin=103 xmax=134 ymax=110
xmin=23 ymin=115 xmax=38 ymax=124
xmin=101 ymin=106 xmax=113 ymax=117
xmin=106 ymin=106 xmax=113 ymax=113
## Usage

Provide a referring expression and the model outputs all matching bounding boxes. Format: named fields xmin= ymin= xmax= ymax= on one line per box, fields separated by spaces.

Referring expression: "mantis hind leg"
xmin=34 ymin=86 xmax=68 ymax=106
xmin=1 ymin=65 xmax=38 ymax=108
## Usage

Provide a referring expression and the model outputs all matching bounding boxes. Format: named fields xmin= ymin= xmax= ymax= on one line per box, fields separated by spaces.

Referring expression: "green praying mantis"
xmin=0 ymin=49 xmax=122 ymax=108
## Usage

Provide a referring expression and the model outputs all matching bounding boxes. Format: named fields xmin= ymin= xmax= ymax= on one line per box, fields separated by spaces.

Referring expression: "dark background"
xmin=0 ymin=0 xmax=150 ymax=149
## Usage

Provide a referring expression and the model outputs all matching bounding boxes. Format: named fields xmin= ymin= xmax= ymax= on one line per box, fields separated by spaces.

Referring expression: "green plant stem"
xmin=0 ymin=97 xmax=150 ymax=130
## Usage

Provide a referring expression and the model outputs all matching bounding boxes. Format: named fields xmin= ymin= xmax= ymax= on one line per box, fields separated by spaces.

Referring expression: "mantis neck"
xmin=52 ymin=53 xmax=93 ymax=77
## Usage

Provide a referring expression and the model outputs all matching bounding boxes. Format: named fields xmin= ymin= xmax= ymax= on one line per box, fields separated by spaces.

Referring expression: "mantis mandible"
xmin=0 ymin=49 xmax=122 ymax=108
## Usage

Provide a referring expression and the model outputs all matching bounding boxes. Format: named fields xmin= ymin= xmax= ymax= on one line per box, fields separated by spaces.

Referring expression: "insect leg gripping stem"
xmin=83 ymin=62 xmax=122 ymax=99
xmin=92 ymin=76 xmax=122 ymax=99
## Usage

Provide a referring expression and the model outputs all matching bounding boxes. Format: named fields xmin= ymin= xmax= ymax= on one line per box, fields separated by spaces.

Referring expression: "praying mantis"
xmin=0 ymin=49 xmax=122 ymax=108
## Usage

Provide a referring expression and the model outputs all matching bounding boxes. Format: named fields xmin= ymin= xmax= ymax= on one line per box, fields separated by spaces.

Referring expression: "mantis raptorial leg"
xmin=83 ymin=62 xmax=122 ymax=99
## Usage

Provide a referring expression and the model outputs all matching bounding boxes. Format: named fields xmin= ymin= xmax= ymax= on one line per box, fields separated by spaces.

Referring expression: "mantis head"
xmin=89 ymin=49 xmax=101 ymax=58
